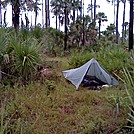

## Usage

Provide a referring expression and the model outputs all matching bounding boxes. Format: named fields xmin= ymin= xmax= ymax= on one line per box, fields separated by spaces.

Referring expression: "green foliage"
xmin=122 ymin=66 xmax=134 ymax=132
xmin=30 ymin=25 xmax=44 ymax=40
xmin=68 ymin=50 xmax=95 ymax=68
xmin=0 ymin=102 xmax=29 ymax=134
xmin=41 ymin=27 xmax=64 ymax=56
xmin=45 ymin=79 xmax=56 ymax=91
xmin=96 ymin=46 xmax=133 ymax=72
xmin=0 ymin=28 xmax=9 ymax=65
xmin=19 ymin=28 xmax=29 ymax=40
xmin=13 ymin=38 xmax=42 ymax=80
xmin=69 ymin=45 xmax=133 ymax=75
xmin=0 ymin=22 xmax=133 ymax=133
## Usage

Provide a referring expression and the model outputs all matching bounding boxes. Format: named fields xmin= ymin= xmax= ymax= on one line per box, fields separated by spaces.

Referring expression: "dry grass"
xmin=0 ymin=57 xmax=130 ymax=134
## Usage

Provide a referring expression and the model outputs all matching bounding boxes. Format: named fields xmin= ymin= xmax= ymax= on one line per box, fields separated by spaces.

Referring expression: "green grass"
xmin=0 ymin=27 xmax=133 ymax=133
xmin=0 ymin=52 xmax=133 ymax=133
xmin=0 ymin=73 xmax=129 ymax=134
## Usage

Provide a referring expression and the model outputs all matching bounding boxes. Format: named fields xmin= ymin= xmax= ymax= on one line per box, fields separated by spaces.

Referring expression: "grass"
xmin=0 ymin=35 xmax=133 ymax=133
xmin=0 ymin=71 xmax=129 ymax=133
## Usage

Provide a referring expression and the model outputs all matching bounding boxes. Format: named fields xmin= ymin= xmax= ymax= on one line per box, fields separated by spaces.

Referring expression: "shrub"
xmin=68 ymin=50 xmax=96 ymax=68
xmin=69 ymin=45 xmax=133 ymax=76
xmin=30 ymin=25 xmax=44 ymax=40
xmin=45 ymin=80 xmax=56 ymax=91
xmin=41 ymin=28 xmax=64 ymax=56
xmin=13 ymin=38 xmax=42 ymax=81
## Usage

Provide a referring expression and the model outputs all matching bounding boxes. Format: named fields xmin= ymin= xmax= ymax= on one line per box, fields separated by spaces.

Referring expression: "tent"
xmin=62 ymin=58 xmax=119 ymax=90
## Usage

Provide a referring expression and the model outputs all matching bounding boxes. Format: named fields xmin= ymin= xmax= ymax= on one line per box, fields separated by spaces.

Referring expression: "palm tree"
xmin=103 ymin=23 xmax=116 ymax=41
xmin=72 ymin=0 xmax=81 ymax=24
xmin=87 ymin=0 xmax=100 ymax=22
xmin=106 ymin=0 xmax=120 ymax=44
xmin=124 ymin=21 xmax=128 ymax=39
xmin=12 ymin=0 xmax=20 ymax=30
xmin=87 ymin=0 xmax=94 ymax=21
xmin=51 ymin=0 xmax=81 ymax=28
xmin=33 ymin=0 xmax=41 ymax=27
xmin=2 ymin=0 xmax=41 ymax=30
xmin=96 ymin=12 xmax=107 ymax=39
xmin=51 ymin=0 xmax=61 ymax=29
xmin=51 ymin=0 xmax=82 ymax=49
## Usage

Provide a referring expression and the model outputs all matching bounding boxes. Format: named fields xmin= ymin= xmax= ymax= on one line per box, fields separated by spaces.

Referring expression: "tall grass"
xmin=0 ymin=101 xmax=28 ymax=134
xmin=123 ymin=66 xmax=134 ymax=132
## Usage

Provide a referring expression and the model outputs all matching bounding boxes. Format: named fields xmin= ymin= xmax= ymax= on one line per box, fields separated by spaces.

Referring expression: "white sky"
xmin=2 ymin=0 xmax=130 ymax=34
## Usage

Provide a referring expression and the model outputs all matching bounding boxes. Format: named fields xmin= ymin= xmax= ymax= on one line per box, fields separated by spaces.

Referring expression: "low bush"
xmin=69 ymin=45 xmax=134 ymax=79
xmin=45 ymin=79 xmax=56 ymax=91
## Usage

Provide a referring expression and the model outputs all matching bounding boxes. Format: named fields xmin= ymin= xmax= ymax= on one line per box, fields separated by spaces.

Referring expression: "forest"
xmin=0 ymin=0 xmax=134 ymax=133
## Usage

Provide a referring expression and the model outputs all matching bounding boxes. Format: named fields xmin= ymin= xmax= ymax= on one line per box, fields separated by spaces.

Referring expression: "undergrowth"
xmin=0 ymin=78 xmax=130 ymax=133
xmin=0 ymin=35 xmax=133 ymax=133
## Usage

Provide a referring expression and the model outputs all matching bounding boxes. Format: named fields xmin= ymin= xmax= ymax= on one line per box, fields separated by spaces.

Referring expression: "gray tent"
xmin=62 ymin=58 xmax=119 ymax=90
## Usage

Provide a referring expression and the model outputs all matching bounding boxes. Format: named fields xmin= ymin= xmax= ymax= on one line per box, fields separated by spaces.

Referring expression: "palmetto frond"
xmin=13 ymin=38 xmax=42 ymax=80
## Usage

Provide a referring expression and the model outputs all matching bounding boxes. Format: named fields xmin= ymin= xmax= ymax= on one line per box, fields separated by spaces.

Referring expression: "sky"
xmin=1 ymin=0 xmax=130 ymax=34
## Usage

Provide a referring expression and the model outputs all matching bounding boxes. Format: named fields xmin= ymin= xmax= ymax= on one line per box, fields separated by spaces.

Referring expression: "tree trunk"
xmin=4 ymin=11 xmax=6 ymax=27
xmin=31 ymin=14 xmax=33 ymax=27
xmin=45 ymin=0 xmax=50 ymax=28
xmin=77 ymin=9 xmax=78 ymax=18
xmin=73 ymin=9 xmax=75 ymax=24
xmin=91 ymin=0 xmax=93 ymax=21
xmin=73 ymin=0 xmax=75 ymax=24
xmin=94 ymin=0 xmax=96 ymax=21
xmin=56 ymin=15 xmax=57 ymax=29
xmin=98 ymin=18 xmax=101 ymax=39
xmin=58 ymin=15 xmax=60 ymax=30
xmin=35 ymin=12 xmax=37 ymax=27
xmin=25 ymin=13 xmax=29 ymax=29
xmin=35 ymin=0 xmax=38 ymax=27
xmin=42 ymin=0 xmax=44 ymax=28
xmin=129 ymin=0 xmax=133 ymax=50
xmin=122 ymin=0 xmax=126 ymax=43
xmin=0 ymin=0 xmax=2 ymax=26
xmin=115 ymin=0 xmax=119 ymax=44
xmin=82 ymin=0 xmax=85 ymax=45
xmin=80 ymin=0 xmax=82 ymax=17
xmin=12 ymin=0 xmax=20 ymax=30
xmin=114 ymin=0 xmax=116 ymax=25
xmin=64 ymin=5 xmax=67 ymax=50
